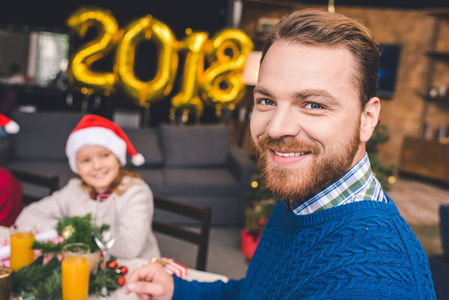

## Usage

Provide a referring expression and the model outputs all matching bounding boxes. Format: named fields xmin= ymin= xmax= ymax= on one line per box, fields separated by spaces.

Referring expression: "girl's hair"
xmin=261 ymin=9 xmax=380 ymax=108
xmin=80 ymin=167 xmax=142 ymax=196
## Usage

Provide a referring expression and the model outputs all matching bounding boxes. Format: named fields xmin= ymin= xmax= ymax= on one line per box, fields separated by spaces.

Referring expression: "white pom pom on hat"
xmin=0 ymin=113 xmax=19 ymax=134
xmin=65 ymin=114 xmax=145 ymax=174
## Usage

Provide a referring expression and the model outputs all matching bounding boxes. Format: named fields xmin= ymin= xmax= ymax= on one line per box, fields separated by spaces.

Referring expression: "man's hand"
xmin=124 ymin=262 xmax=175 ymax=300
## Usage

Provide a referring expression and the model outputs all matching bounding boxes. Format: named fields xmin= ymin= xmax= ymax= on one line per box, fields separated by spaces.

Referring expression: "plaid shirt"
xmin=90 ymin=189 xmax=113 ymax=202
xmin=290 ymin=153 xmax=388 ymax=215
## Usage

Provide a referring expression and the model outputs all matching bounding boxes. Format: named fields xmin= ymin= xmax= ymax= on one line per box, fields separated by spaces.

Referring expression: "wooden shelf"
xmin=426 ymin=51 xmax=449 ymax=61
xmin=418 ymin=12 xmax=449 ymax=137
xmin=425 ymin=10 xmax=449 ymax=18
xmin=420 ymin=94 xmax=449 ymax=103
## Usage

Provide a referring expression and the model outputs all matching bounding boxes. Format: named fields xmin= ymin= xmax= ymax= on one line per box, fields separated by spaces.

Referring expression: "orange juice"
xmin=62 ymin=256 xmax=90 ymax=300
xmin=10 ymin=232 xmax=35 ymax=272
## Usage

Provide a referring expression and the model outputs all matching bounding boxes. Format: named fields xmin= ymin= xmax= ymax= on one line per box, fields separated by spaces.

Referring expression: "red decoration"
xmin=118 ymin=276 xmax=126 ymax=286
xmin=107 ymin=260 xmax=118 ymax=269
xmin=240 ymin=229 xmax=262 ymax=261
xmin=257 ymin=218 xmax=266 ymax=226
xmin=160 ymin=257 xmax=188 ymax=278
xmin=116 ymin=266 xmax=128 ymax=275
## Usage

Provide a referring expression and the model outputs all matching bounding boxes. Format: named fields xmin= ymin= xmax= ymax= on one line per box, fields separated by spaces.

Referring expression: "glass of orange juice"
xmin=61 ymin=243 xmax=90 ymax=300
xmin=10 ymin=225 xmax=35 ymax=272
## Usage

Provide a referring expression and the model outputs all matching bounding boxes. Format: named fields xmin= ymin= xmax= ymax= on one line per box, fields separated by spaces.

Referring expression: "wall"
xmin=238 ymin=0 xmax=449 ymax=167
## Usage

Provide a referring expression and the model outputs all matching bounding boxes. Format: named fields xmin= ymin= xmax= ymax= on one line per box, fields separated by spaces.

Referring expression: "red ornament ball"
xmin=107 ymin=260 xmax=118 ymax=269
xmin=117 ymin=266 xmax=128 ymax=276
xmin=118 ymin=276 xmax=126 ymax=286
xmin=257 ymin=218 xmax=266 ymax=226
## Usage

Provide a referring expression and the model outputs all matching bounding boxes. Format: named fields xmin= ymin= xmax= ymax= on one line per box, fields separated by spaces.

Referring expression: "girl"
xmin=16 ymin=114 xmax=160 ymax=259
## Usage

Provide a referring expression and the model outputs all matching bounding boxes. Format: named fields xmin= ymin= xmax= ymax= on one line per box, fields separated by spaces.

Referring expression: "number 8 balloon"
xmin=200 ymin=28 xmax=254 ymax=115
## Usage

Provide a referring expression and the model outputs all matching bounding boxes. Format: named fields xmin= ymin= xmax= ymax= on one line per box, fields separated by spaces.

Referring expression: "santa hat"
xmin=0 ymin=113 xmax=19 ymax=134
xmin=65 ymin=114 xmax=144 ymax=173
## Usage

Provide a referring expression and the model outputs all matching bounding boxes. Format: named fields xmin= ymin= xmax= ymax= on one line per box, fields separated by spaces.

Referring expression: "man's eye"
xmin=257 ymin=98 xmax=275 ymax=106
xmin=305 ymin=102 xmax=322 ymax=109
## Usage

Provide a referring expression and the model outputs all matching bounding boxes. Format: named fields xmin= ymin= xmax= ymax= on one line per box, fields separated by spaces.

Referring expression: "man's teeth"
xmin=274 ymin=151 xmax=309 ymax=157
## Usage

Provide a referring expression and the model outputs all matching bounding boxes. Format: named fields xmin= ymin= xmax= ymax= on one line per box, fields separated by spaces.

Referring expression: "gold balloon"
xmin=67 ymin=7 xmax=119 ymax=94
xmin=171 ymin=31 xmax=209 ymax=119
xmin=201 ymin=28 xmax=253 ymax=112
xmin=116 ymin=15 xmax=178 ymax=108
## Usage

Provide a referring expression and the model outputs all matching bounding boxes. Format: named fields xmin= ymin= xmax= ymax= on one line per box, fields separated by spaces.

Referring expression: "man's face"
xmin=251 ymin=42 xmax=375 ymax=203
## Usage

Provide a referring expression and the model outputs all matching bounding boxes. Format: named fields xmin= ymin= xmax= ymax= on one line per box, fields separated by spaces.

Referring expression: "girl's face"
xmin=76 ymin=145 xmax=120 ymax=194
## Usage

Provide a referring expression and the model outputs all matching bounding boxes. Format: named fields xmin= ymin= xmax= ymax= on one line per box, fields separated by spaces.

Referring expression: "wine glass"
xmin=92 ymin=195 xmax=118 ymax=299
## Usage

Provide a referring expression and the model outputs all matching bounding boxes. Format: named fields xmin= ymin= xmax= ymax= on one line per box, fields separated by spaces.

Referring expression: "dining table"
xmin=0 ymin=226 xmax=228 ymax=300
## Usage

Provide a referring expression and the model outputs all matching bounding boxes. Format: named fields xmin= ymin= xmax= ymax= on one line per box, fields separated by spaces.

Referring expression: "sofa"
xmin=0 ymin=111 xmax=256 ymax=225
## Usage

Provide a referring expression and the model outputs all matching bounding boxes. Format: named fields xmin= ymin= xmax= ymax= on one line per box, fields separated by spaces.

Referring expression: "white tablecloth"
xmin=1 ymin=226 xmax=228 ymax=300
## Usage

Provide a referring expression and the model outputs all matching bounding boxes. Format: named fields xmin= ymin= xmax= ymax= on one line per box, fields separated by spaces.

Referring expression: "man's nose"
xmin=266 ymin=107 xmax=300 ymax=139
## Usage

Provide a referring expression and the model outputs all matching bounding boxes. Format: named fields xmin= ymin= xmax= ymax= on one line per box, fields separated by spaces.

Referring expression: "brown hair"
xmin=81 ymin=167 xmax=142 ymax=196
xmin=261 ymin=9 xmax=380 ymax=108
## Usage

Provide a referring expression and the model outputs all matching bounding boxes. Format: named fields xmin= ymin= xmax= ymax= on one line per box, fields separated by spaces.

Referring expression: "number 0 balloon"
xmin=116 ymin=15 xmax=178 ymax=108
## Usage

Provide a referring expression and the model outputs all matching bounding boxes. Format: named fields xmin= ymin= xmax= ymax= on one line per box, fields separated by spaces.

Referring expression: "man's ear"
xmin=360 ymin=97 xmax=381 ymax=143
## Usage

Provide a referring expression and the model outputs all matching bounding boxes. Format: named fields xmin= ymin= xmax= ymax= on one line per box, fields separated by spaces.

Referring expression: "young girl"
xmin=15 ymin=114 xmax=160 ymax=259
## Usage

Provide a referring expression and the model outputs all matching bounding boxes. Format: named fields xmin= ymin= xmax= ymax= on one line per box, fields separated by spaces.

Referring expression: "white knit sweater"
xmin=16 ymin=176 xmax=160 ymax=259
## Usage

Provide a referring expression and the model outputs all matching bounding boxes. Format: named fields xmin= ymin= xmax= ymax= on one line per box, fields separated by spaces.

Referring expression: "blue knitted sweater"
xmin=173 ymin=199 xmax=436 ymax=299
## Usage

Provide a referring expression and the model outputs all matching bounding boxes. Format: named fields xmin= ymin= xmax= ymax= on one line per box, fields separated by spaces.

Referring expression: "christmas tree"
xmin=366 ymin=122 xmax=397 ymax=191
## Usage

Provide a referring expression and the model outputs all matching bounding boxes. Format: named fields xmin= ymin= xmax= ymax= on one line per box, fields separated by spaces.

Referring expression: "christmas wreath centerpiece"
xmin=12 ymin=214 xmax=128 ymax=300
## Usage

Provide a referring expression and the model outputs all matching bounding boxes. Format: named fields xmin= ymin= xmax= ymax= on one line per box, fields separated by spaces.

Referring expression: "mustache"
xmin=255 ymin=135 xmax=318 ymax=153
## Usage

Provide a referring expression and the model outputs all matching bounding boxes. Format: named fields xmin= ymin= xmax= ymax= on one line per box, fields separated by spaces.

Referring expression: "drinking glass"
xmin=92 ymin=195 xmax=118 ymax=299
xmin=10 ymin=225 xmax=35 ymax=272
xmin=61 ymin=243 xmax=90 ymax=300
xmin=0 ymin=267 xmax=12 ymax=300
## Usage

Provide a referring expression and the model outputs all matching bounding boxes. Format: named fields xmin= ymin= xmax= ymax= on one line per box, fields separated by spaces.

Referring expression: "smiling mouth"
xmin=272 ymin=150 xmax=311 ymax=157
xmin=92 ymin=172 xmax=107 ymax=179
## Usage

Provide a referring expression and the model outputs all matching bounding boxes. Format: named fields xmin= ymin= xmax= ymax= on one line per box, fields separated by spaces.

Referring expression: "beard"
xmin=254 ymin=123 xmax=361 ymax=204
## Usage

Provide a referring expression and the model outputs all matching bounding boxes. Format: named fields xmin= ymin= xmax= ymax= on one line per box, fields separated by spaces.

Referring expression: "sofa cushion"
xmin=160 ymin=124 xmax=229 ymax=167
xmin=11 ymin=111 xmax=85 ymax=160
xmin=124 ymin=128 xmax=163 ymax=166
xmin=133 ymin=168 xmax=165 ymax=195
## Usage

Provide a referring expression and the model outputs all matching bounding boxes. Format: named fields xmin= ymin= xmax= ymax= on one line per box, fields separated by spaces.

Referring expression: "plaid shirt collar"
xmin=289 ymin=153 xmax=387 ymax=215
xmin=90 ymin=189 xmax=113 ymax=202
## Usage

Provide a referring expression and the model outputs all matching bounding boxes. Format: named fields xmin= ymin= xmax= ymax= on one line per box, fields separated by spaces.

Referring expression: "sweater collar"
xmin=280 ymin=196 xmax=396 ymax=227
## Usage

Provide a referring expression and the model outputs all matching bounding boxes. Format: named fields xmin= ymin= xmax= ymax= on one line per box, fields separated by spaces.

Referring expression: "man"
xmin=125 ymin=9 xmax=436 ymax=299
